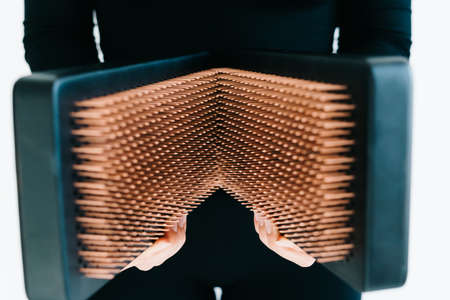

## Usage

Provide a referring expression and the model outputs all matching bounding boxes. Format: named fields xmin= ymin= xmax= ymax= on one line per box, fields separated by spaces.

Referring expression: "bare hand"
xmin=254 ymin=212 xmax=315 ymax=267
xmin=122 ymin=214 xmax=187 ymax=272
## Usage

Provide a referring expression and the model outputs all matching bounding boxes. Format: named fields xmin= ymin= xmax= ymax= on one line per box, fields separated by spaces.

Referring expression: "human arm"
xmin=23 ymin=0 xmax=99 ymax=72
xmin=337 ymin=0 xmax=412 ymax=58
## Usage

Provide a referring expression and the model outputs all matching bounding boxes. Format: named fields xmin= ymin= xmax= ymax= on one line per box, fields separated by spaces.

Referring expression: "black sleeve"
xmin=337 ymin=0 xmax=412 ymax=58
xmin=23 ymin=0 xmax=99 ymax=72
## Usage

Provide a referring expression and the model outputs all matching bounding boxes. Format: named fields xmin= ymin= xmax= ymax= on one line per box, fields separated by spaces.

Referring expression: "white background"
xmin=0 ymin=1 xmax=449 ymax=299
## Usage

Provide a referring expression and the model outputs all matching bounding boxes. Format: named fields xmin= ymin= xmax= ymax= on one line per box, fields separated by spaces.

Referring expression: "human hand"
xmin=122 ymin=214 xmax=187 ymax=272
xmin=253 ymin=212 xmax=315 ymax=267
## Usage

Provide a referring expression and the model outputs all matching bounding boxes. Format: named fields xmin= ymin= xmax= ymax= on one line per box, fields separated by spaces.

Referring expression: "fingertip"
xmin=253 ymin=211 xmax=261 ymax=232
xmin=254 ymin=211 xmax=262 ymax=221
xmin=172 ymin=221 xmax=178 ymax=232
xmin=136 ymin=264 xmax=153 ymax=271
xmin=178 ymin=214 xmax=186 ymax=229
xmin=253 ymin=219 xmax=259 ymax=233
xmin=121 ymin=261 xmax=138 ymax=273
xmin=265 ymin=219 xmax=272 ymax=234
xmin=300 ymin=256 xmax=316 ymax=268
xmin=259 ymin=225 xmax=266 ymax=238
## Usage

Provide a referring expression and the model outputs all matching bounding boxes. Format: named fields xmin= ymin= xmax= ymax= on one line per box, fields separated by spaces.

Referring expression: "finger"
xmin=178 ymin=215 xmax=187 ymax=246
xmin=265 ymin=219 xmax=279 ymax=243
xmin=259 ymin=230 xmax=268 ymax=245
xmin=172 ymin=219 xmax=178 ymax=232
xmin=258 ymin=217 xmax=269 ymax=245
xmin=179 ymin=214 xmax=187 ymax=232
xmin=253 ymin=211 xmax=260 ymax=234
xmin=293 ymin=250 xmax=316 ymax=267
xmin=120 ymin=243 xmax=164 ymax=272
xmin=168 ymin=215 xmax=185 ymax=240
xmin=275 ymin=237 xmax=316 ymax=267
xmin=121 ymin=262 xmax=135 ymax=272
xmin=166 ymin=214 xmax=185 ymax=240
xmin=265 ymin=218 xmax=272 ymax=234
xmin=165 ymin=218 xmax=179 ymax=235
xmin=275 ymin=236 xmax=298 ymax=248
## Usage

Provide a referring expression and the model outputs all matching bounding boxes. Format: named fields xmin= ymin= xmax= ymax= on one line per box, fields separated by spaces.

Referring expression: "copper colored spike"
xmin=72 ymin=68 xmax=355 ymax=278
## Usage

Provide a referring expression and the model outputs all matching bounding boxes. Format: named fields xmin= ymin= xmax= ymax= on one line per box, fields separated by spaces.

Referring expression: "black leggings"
xmin=90 ymin=190 xmax=360 ymax=300
xmin=91 ymin=266 xmax=359 ymax=300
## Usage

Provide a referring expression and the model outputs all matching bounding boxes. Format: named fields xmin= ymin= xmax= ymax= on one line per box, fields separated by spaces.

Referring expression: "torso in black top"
xmin=24 ymin=0 xmax=411 ymax=71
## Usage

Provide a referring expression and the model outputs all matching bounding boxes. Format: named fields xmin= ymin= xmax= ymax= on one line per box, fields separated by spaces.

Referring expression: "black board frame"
xmin=13 ymin=51 xmax=411 ymax=299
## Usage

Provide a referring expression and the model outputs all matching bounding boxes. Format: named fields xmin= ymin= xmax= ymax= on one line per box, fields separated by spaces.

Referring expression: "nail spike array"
xmin=71 ymin=68 xmax=355 ymax=279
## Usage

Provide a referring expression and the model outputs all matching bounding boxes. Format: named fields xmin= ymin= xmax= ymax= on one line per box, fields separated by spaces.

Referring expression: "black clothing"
xmin=24 ymin=0 xmax=411 ymax=72
xmin=23 ymin=0 xmax=411 ymax=299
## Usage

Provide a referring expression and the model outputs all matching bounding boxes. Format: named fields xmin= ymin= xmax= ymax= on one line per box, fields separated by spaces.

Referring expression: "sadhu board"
xmin=13 ymin=51 xmax=411 ymax=300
